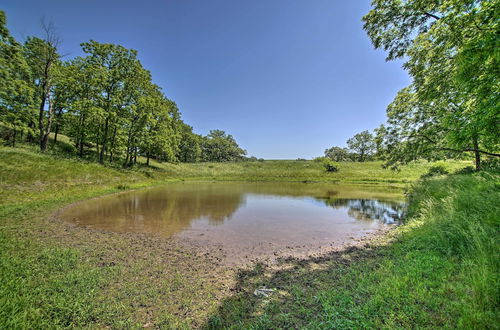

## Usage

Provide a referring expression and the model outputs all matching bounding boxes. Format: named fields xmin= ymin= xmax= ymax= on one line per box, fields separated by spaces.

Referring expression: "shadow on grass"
xmin=203 ymin=244 xmax=386 ymax=329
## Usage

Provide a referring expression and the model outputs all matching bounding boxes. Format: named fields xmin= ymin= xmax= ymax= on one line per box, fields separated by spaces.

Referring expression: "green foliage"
xmin=363 ymin=0 xmax=500 ymax=170
xmin=482 ymin=158 xmax=500 ymax=171
xmin=454 ymin=165 xmax=476 ymax=175
xmin=324 ymin=130 xmax=377 ymax=163
xmin=346 ymin=130 xmax=376 ymax=162
xmin=177 ymin=123 xmax=202 ymax=162
xmin=421 ymin=164 xmax=449 ymax=179
xmin=201 ymin=129 xmax=246 ymax=162
xmin=24 ymin=27 xmax=62 ymax=152
xmin=0 ymin=11 xmax=244 ymax=166
xmin=0 ymin=11 xmax=34 ymax=147
xmin=323 ymin=159 xmax=339 ymax=172
xmin=324 ymin=146 xmax=351 ymax=162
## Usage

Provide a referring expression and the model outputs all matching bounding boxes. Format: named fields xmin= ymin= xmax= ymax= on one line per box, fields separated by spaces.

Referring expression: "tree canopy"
xmin=0 ymin=11 xmax=246 ymax=165
xmin=201 ymin=130 xmax=247 ymax=162
xmin=363 ymin=0 xmax=499 ymax=169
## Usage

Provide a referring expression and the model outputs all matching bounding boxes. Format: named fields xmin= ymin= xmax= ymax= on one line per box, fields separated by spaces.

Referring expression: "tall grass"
xmin=206 ymin=172 xmax=499 ymax=328
xmin=403 ymin=173 xmax=499 ymax=327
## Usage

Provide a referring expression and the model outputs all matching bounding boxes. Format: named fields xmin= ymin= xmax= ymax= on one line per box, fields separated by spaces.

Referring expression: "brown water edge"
xmin=45 ymin=184 xmax=402 ymax=327
xmin=56 ymin=182 xmax=405 ymax=265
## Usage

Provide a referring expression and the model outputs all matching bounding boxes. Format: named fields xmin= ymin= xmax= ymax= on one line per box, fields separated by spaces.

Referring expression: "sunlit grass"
xmin=206 ymin=172 xmax=500 ymax=328
xmin=0 ymin=145 xmax=490 ymax=328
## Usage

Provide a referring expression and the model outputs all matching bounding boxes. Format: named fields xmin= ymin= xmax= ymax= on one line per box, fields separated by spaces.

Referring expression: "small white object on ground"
xmin=253 ymin=288 xmax=276 ymax=297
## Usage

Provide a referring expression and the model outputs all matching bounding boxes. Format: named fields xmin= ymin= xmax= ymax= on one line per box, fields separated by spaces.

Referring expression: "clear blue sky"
xmin=4 ymin=0 xmax=409 ymax=159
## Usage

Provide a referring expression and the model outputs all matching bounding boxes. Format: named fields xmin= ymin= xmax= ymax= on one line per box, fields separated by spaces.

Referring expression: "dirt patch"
xmin=44 ymin=198 xmax=398 ymax=327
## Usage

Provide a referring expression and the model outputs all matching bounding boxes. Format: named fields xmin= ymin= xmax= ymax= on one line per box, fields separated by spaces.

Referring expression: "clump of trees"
xmin=362 ymin=0 xmax=499 ymax=170
xmin=0 ymin=11 xmax=246 ymax=165
xmin=201 ymin=130 xmax=247 ymax=162
xmin=324 ymin=130 xmax=378 ymax=162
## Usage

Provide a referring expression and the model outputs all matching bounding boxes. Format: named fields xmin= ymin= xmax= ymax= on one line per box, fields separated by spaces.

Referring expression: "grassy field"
xmin=1 ymin=144 xmax=466 ymax=204
xmin=1 ymin=145 xmax=497 ymax=328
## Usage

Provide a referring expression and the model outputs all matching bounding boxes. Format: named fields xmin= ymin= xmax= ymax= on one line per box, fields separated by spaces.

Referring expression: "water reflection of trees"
xmin=63 ymin=183 xmax=406 ymax=237
xmin=63 ymin=185 xmax=246 ymax=235
xmin=320 ymin=198 xmax=406 ymax=224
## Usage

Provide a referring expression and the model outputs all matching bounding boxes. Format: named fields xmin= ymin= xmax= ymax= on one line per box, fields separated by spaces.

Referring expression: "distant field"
xmin=0 ymin=145 xmax=469 ymax=205
xmin=150 ymin=158 xmax=468 ymax=184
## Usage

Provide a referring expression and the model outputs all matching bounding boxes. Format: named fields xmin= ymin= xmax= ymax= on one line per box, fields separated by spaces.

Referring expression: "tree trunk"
xmin=38 ymin=88 xmax=48 ymax=151
xmin=40 ymin=95 xmax=55 ymax=152
xmin=12 ymin=129 xmax=16 ymax=147
xmin=53 ymin=107 xmax=63 ymax=146
xmin=109 ymin=126 xmax=117 ymax=163
xmin=53 ymin=125 xmax=59 ymax=145
xmin=27 ymin=120 xmax=35 ymax=143
xmin=79 ymin=113 xmax=86 ymax=158
xmin=146 ymin=152 xmax=150 ymax=166
xmin=99 ymin=117 xmax=109 ymax=163
xmin=473 ymin=137 xmax=481 ymax=171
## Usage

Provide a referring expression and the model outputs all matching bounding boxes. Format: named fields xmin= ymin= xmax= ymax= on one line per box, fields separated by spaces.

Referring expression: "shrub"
xmin=421 ymin=165 xmax=448 ymax=179
xmin=481 ymin=158 xmax=500 ymax=171
xmin=455 ymin=166 xmax=476 ymax=175
xmin=54 ymin=142 xmax=77 ymax=155
xmin=323 ymin=160 xmax=339 ymax=172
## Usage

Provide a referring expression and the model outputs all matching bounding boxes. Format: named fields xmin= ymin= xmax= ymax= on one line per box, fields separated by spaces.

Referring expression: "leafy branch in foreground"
xmin=363 ymin=0 xmax=499 ymax=170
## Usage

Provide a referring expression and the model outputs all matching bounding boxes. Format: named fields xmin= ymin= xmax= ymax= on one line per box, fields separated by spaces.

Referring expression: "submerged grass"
xmin=1 ymin=145 xmax=496 ymax=328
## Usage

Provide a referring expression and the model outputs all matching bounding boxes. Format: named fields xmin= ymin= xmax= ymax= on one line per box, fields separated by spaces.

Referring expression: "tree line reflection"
xmin=61 ymin=183 xmax=406 ymax=237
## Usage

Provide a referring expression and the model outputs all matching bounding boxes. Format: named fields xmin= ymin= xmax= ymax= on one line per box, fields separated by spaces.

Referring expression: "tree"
xmin=80 ymin=40 xmax=144 ymax=163
xmin=61 ymin=57 xmax=102 ymax=157
xmin=373 ymin=124 xmax=388 ymax=160
xmin=363 ymin=0 xmax=500 ymax=170
xmin=139 ymin=89 xmax=181 ymax=166
xmin=23 ymin=21 xmax=61 ymax=152
xmin=324 ymin=146 xmax=352 ymax=162
xmin=177 ymin=123 xmax=202 ymax=163
xmin=201 ymin=130 xmax=246 ymax=162
xmin=0 ymin=10 xmax=33 ymax=147
xmin=0 ymin=11 xmax=248 ymax=166
xmin=347 ymin=130 xmax=376 ymax=162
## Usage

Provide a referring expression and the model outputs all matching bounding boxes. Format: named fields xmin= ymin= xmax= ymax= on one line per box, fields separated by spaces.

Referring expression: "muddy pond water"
xmin=60 ymin=182 xmax=406 ymax=262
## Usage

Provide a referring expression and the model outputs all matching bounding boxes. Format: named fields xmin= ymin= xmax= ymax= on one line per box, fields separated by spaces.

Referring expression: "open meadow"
xmin=1 ymin=146 xmax=497 ymax=328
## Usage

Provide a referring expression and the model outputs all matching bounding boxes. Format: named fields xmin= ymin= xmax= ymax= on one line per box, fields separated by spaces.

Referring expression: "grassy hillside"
xmin=1 ymin=146 xmax=495 ymax=328
xmin=1 ymin=145 xmax=466 ymax=204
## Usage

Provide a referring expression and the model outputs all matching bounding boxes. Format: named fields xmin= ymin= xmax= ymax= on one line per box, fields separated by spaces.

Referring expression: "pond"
xmin=60 ymin=182 xmax=406 ymax=262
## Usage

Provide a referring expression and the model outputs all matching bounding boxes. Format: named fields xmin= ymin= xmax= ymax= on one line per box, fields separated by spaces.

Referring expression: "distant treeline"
xmin=0 ymin=11 xmax=246 ymax=165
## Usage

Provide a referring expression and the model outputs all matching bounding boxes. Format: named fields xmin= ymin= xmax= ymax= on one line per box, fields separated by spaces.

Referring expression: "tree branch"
xmin=424 ymin=12 xmax=442 ymax=20
xmin=407 ymin=134 xmax=500 ymax=157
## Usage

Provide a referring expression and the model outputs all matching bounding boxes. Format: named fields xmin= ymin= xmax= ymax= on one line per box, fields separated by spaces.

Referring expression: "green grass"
xmin=0 ymin=145 xmax=466 ymax=204
xmin=1 ymin=145 xmax=494 ymax=328
xmin=146 ymin=158 xmax=466 ymax=184
xmin=205 ymin=172 xmax=500 ymax=329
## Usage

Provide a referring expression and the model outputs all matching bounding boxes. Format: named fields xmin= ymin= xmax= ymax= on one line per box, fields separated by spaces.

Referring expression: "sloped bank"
xmin=205 ymin=172 xmax=499 ymax=329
